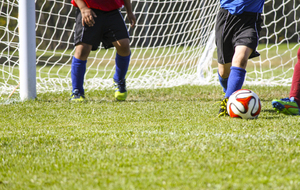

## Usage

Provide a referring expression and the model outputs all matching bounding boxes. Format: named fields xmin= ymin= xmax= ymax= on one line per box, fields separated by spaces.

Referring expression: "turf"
xmin=1 ymin=85 xmax=300 ymax=189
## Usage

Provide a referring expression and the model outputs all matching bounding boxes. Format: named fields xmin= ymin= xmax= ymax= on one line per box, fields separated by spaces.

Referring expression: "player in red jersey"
xmin=70 ymin=0 xmax=136 ymax=101
xmin=71 ymin=0 xmax=125 ymax=12
xmin=272 ymin=46 xmax=300 ymax=115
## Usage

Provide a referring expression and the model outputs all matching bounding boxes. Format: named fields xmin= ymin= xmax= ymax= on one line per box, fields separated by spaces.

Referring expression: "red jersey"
xmin=71 ymin=0 xmax=124 ymax=12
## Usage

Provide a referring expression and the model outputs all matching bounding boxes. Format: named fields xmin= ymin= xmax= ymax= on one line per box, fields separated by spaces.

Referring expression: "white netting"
xmin=0 ymin=0 xmax=299 ymax=98
xmin=249 ymin=0 xmax=300 ymax=86
xmin=209 ymin=0 xmax=300 ymax=86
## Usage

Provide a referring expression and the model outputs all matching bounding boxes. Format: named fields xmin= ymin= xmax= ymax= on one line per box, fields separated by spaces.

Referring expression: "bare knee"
xmin=232 ymin=56 xmax=248 ymax=69
xmin=232 ymin=46 xmax=253 ymax=69
xmin=74 ymin=43 xmax=92 ymax=60
xmin=113 ymin=39 xmax=131 ymax=56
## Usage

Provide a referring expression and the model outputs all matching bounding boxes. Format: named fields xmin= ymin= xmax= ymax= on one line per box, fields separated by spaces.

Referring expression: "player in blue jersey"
xmin=216 ymin=0 xmax=265 ymax=116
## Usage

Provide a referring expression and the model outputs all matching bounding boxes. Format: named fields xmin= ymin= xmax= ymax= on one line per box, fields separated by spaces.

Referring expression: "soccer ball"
xmin=227 ymin=89 xmax=261 ymax=119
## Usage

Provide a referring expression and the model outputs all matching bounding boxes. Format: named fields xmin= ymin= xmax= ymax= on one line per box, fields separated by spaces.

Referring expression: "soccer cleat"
xmin=114 ymin=79 xmax=127 ymax=101
xmin=272 ymin=97 xmax=300 ymax=115
xmin=69 ymin=89 xmax=85 ymax=102
xmin=218 ymin=97 xmax=229 ymax=117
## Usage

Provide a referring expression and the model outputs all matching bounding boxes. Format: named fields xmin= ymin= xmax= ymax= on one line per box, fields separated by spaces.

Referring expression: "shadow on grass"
xmin=262 ymin=109 xmax=277 ymax=113
xmin=259 ymin=109 xmax=294 ymax=119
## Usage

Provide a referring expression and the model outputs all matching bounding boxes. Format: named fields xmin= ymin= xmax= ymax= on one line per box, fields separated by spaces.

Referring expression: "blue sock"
xmin=225 ymin=66 xmax=246 ymax=98
xmin=113 ymin=53 xmax=130 ymax=82
xmin=71 ymin=56 xmax=87 ymax=94
xmin=218 ymin=71 xmax=228 ymax=94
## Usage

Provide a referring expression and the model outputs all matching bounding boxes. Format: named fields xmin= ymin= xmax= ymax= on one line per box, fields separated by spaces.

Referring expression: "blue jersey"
xmin=220 ymin=0 xmax=265 ymax=15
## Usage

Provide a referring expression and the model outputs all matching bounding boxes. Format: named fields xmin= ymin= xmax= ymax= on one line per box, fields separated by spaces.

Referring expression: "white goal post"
xmin=0 ymin=0 xmax=300 ymax=100
xmin=18 ymin=0 xmax=36 ymax=100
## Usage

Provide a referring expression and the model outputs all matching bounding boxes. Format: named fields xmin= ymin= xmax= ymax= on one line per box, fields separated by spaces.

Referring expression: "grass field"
xmin=1 ymin=85 xmax=300 ymax=189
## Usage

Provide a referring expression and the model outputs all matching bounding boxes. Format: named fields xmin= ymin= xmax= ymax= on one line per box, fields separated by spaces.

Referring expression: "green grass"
xmin=1 ymin=85 xmax=300 ymax=189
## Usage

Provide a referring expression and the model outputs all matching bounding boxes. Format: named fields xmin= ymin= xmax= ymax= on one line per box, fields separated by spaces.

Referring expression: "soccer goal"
xmin=0 ymin=0 xmax=299 ymax=100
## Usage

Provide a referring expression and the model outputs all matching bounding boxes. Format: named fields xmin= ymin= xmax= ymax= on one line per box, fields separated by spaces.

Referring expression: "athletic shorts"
xmin=215 ymin=8 xmax=263 ymax=64
xmin=74 ymin=8 xmax=129 ymax=50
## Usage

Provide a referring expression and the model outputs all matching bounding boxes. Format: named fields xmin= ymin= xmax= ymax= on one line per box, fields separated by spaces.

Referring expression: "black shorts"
xmin=215 ymin=8 xmax=262 ymax=64
xmin=74 ymin=8 xmax=129 ymax=50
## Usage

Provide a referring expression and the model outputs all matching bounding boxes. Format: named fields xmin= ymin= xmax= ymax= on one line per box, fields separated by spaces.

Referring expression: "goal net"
xmin=0 ymin=0 xmax=299 ymax=99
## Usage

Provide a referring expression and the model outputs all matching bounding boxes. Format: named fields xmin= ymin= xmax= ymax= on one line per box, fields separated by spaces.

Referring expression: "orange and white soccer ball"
xmin=227 ymin=89 xmax=261 ymax=119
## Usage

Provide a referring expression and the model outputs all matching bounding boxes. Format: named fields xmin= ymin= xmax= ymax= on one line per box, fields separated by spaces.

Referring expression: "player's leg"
xmin=289 ymin=51 xmax=300 ymax=107
xmin=218 ymin=10 xmax=261 ymax=116
xmin=112 ymin=39 xmax=131 ymax=101
xmin=70 ymin=8 xmax=101 ymax=101
xmin=218 ymin=62 xmax=231 ymax=94
xmin=112 ymin=38 xmax=131 ymax=82
xmin=70 ymin=43 xmax=92 ymax=101
xmin=224 ymin=45 xmax=253 ymax=98
xmin=272 ymin=47 xmax=300 ymax=115
xmin=215 ymin=8 xmax=231 ymax=95
xmin=218 ymin=46 xmax=252 ymax=116
xmin=215 ymin=8 xmax=235 ymax=116
xmin=217 ymin=63 xmax=231 ymax=116
xmin=102 ymin=9 xmax=131 ymax=101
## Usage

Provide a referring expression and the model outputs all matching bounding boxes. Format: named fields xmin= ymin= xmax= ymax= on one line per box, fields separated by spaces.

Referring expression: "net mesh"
xmin=0 ymin=0 xmax=299 ymax=98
